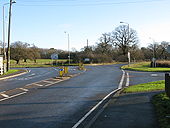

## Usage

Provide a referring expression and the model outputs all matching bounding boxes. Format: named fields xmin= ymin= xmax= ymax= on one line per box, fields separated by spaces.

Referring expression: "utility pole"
xmin=7 ymin=0 xmax=15 ymax=71
xmin=87 ymin=39 xmax=89 ymax=48
xmin=64 ymin=31 xmax=70 ymax=65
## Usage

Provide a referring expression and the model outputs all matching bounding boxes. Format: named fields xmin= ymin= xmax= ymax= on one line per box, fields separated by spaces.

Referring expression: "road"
xmin=0 ymin=67 xmax=81 ymax=92
xmin=0 ymin=64 xmax=165 ymax=128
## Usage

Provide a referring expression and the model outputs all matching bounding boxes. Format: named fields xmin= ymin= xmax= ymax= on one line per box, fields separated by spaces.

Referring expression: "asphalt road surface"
xmin=0 ymin=67 xmax=81 ymax=92
xmin=0 ymin=64 xmax=165 ymax=128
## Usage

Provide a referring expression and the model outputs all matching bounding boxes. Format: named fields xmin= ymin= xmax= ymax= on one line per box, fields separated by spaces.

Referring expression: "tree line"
xmin=0 ymin=25 xmax=169 ymax=64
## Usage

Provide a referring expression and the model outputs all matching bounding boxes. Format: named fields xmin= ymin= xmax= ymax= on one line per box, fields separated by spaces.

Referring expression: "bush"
xmin=115 ymin=55 xmax=128 ymax=62
xmin=156 ymin=61 xmax=170 ymax=68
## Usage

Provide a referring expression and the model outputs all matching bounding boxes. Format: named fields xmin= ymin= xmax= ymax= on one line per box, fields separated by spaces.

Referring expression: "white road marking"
xmin=125 ymin=72 xmax=129 ymax=87
xmin=72 ymin=88 xmax=120 ymax=128
xmin=28 ymin=73 xmax=36 ymax=77
xmin=72 ymin=69 xmax=129 ymax=128
xmin=34 ymin=83 xmax=43 ymax=87
xmin=118 ymin=70 xmax=125 ymax=89
xmin=1 ymin=93 xmax=9 ymax=98
xmin=0 ymin=92 xmax=27 ymax=102
xmin=151 ymin=74 xmax=158 ymax=77
xmin=43 ymin=80 xmax=54 ymax=84
xmin=19 ymin=88 xmax=29 ymax=92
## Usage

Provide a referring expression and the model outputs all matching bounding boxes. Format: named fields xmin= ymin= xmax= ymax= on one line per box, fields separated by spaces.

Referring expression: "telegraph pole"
xmin=7 ymin=0 xmax=15 ymax=71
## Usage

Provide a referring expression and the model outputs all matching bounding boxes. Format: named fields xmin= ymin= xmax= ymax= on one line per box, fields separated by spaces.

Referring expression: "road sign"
xmin=51 ymin=53 xmax=58 ymax=60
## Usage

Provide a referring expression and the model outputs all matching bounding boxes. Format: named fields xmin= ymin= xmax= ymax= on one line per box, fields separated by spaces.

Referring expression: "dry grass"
xmin=156 ymin=61 xmax=170 ymax=68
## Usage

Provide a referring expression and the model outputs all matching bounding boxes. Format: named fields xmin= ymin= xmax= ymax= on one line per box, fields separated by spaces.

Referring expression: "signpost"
xmin=51 ymin=53 xmax=58 ymax=65
xmin=128 ymin=52 xmax=130 ymax=66
xmin=0 ymin=56 xmax=4 ymax=75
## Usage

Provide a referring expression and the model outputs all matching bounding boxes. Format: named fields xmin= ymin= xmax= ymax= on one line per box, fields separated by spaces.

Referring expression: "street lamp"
xmin=6 ymin=0 xmax=16 ymax=71
xmin=64 ymin=31 xmax=70 ymax=65
xmin=149 ymin=37 xmax=156 ymax=67
xmin=120 ymin=21 xmax=130 ymax=66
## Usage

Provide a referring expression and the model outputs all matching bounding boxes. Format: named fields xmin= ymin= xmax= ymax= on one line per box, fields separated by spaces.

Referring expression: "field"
xmin=10 ymin=59 xmax=69 ymax=68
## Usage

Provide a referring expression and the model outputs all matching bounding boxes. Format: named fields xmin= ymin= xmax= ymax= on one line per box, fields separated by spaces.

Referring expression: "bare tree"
xmin=111 ymin=25 xmax=138 ymax=55
xmin=29 ymin=44 xmax=40 ymax=63
xmin=95 ymin=33 xmax=113 ymax=55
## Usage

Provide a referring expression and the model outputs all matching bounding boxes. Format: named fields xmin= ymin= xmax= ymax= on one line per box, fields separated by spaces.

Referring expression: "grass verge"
xmin=123 ymin=80 xmax=165 ymax=93
xmin=152 ymin=93 xmax=170 ymax=128
xmin=1 ymin=69 xmax=21 ymax=76
xmin=121 ymin=62 xmax=170 ymax=72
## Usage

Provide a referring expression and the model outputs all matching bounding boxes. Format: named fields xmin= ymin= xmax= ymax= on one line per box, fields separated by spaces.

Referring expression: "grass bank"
xmin=123 ymin=80 xmax=165 ymax=93
xmin=152 ymin=93 xmax=170 ymax=128
xmin=1 ymin=69 xmax=21 ymax=76
xmin=121 ymin=62 xmax=170 ymax=72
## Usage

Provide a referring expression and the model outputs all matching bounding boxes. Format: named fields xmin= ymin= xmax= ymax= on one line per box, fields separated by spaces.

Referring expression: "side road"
xmin=90 ymin=91 xmax=163 ymax=128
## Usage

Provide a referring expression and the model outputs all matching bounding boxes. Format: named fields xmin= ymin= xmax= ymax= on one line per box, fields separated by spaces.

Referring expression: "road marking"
xmin=19 ymin=88 xmax=29 ymax=92
xmin=118 ymin=70 xmax=125 ymax=89
xmin=72 ymin=69 xmax=129 ymax=128
xmin=43 ymin=80 xmax=54 ymax=84
xmin=1 ymin=93 xmax=9 ymax=98
xmin=125 ymin=72 xmax=129 ymax=87
xmin=72 ymin=88 xmax=120 ymax=128
xmin=28 ymin=73 xmax=35 ymax=77
xmin=34 ymin=83 xmax=43 ymax=87
xmin=151 ymin=74 xmax=158 ymax=77
xmin=0 ymin=92 xmax=27 ymax=102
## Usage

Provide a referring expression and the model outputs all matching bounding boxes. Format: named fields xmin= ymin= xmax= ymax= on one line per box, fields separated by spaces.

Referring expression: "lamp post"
xmin=64 ymin=31 xmax=70 ymax=65
xmin=6 ymin=0 xmax=16 ymax=71
xmin=120 ymin=21 xmax=130 ymax=65
xmin=149 ymin=37 xmax=156 ymax=67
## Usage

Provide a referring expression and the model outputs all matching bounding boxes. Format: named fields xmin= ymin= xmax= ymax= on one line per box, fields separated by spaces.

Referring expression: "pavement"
xmin=90 ymin=91 xmax=163 ymax=128
xmin=0 ymin=69 xmax=28 ymax=80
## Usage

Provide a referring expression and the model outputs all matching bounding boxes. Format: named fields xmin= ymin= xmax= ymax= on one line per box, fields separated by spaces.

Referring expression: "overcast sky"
xmin=0 ymin=0 xmax=170 ymax=51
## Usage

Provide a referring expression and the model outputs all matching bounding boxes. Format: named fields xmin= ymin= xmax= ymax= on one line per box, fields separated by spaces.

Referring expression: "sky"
xmin=0 ymin=0 xmax=170 ymax=51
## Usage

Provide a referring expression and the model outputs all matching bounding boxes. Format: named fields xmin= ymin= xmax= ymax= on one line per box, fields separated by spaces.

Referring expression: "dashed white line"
xmin=118 ymin=70 xmax=125 ymax=89
xmin=125 ymin=72 xmax=129 ymax=87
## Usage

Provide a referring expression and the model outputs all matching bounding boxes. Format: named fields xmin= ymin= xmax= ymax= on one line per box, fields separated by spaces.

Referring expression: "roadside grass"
xmin=121 ymin=62 xmax=170 ymax=72
xmin=152 ymin=93 xmax=170 ymax=128
xmin=1 ymin=69 xmax=20 ymax=76
xmin=123 ymin=80 xmax=165 ymax=93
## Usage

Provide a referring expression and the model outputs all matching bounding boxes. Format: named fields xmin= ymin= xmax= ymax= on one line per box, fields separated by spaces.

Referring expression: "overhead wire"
xmin=15 ymin=0 xmax=168 ymax=6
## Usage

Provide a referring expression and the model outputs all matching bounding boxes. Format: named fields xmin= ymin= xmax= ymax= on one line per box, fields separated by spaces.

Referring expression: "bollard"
xmin=59 ymin=68 xmax=64 ymax=77
xmin=165 ymin=73 xmax=170 ymax=97
xmin=64 ymin=67 xmax=68 ymax=74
